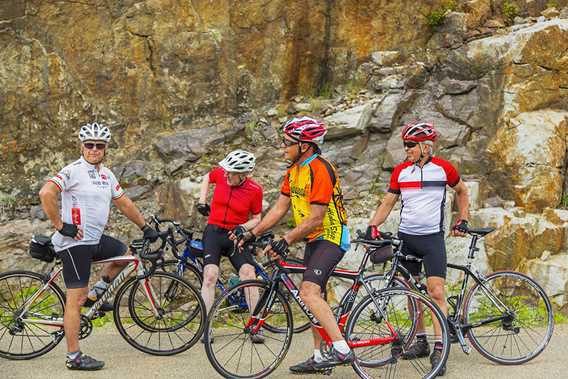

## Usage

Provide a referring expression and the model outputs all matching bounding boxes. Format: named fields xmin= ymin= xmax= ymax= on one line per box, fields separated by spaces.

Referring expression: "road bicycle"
xmin=0 ymin=234 xmax=206 ymax=359
xmin=368 ymin=227 xmax=554 ymax=365
xmin=203 ymin=235 xmax=450 ymax=379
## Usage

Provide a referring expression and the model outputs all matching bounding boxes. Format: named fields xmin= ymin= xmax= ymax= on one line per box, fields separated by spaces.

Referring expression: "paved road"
xmin=2 ymin=325 xmax=566 ymax=379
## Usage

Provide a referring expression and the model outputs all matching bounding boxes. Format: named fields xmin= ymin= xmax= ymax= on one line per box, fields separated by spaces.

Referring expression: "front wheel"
xmin=114 ymin=271 xmax=206 ymax=356
xmin=0 ymin=270 xmax=66 ymax=360
xmin=346 ymin=287 xmax=450 ymax=379
xmin=205 ymin=280 xmax=293 ymax=379
xmin=464 ymin=270 xmax=554 ymax=365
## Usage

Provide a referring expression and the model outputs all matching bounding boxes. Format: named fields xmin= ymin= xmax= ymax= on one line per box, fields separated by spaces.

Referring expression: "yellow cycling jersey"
xmin=281 ymin=154 xmax=349 ymax=250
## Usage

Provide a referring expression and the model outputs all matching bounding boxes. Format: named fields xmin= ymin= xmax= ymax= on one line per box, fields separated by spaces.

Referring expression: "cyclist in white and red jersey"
xmin=39 ymin=122 xmax=158 ymax=371
xmin=196 ymin=149 xmax=264 ymax=342
xmin=367 ymin=121 xmax=469 ymax=376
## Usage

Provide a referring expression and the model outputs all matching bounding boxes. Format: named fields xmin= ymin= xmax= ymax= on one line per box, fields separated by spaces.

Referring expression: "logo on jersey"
xmin=100 ymin=174 xmax=108 ymax=180
xmin=71 ymin=208 xmax=81 ymax=225
xmin=88 ymin=170 xmax=96 ymax=179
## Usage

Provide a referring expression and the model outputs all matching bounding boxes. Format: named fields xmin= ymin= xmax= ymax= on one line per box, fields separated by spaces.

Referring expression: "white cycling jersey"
xmin=49 ymin=157 xmax=124 ymax=252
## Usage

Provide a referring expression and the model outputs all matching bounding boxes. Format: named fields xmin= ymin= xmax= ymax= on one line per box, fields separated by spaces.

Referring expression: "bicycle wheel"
xmin=205 ymin=279 xmax=293 ymax=379
xmin=346 ymin=287 xmax=449 ymax=379
xmin=464 ymin=270 xmax=554 ymax=364
xmin=0 ymin=270 xmax=66 ymax=360
xmin=113 ymin=271 xmax=206 ymax=355
xmin=159 ymin=259 xmax=203 ymax=289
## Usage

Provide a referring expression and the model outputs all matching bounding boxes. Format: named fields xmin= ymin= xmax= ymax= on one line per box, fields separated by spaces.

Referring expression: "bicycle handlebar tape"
xmin=59 ymin=223 xmax=79 ymax=238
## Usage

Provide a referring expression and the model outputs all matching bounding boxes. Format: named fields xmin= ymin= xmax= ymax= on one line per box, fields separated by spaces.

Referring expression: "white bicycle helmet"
xmin=79 ymin=122 xmax=111 ymax=143
xmin=219 ymin=150 xmax=256 ymax=173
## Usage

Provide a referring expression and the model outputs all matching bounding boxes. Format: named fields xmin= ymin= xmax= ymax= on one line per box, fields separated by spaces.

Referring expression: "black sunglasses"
xmin=403 ymin=141 xmax=418 ymax=148
xmin=281 ymin=138 xmax=297 ymax=147
xmin=83 ymin=142 xmax=107 ymax=150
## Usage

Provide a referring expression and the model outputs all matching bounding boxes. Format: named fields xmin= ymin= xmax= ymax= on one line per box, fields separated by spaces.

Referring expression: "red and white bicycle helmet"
xmin=282 ymin=116 xmax=327 ymax=145
xmin=401 ymin=121 xmax=438 ymax=144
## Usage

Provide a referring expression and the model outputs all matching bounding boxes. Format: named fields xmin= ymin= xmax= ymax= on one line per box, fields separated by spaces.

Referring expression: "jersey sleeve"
xmin=280 ymin=171 xmax=291 ymax=196
xmin=388 ymin=166 xmax=402 ymax=194
xmin=108 ymin=170 xmax=125 ymax=199
xmin=48 ymin=166 xmax=72 ymax=192
xmin=209 ymin=167 xmax=223 ymax=184
xmin=309 ymin=163 xmax=334 ymax=205
xmin=435 ymin=159 xmax=461 ymax=187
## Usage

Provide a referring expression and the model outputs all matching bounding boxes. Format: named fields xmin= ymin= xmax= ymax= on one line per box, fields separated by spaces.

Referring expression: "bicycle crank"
xmin=79 ymin=315 xmax=93 ymax=340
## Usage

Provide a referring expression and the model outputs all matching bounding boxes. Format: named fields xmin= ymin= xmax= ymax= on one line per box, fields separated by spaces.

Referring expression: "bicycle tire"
xmin=346 ymin=287 xmax=450 ymax=379
xmin=0 ymin=270 xmax=66 ymax=360
xmin=158 ymin=259 xmax=203 ymax=289
xmin=113 ymin=271 xmax=206 ymax=356
xmin=463 ymin=270 xmax=554 ymax=365
xmin=205 ymin=279 xmax=293 ymax=379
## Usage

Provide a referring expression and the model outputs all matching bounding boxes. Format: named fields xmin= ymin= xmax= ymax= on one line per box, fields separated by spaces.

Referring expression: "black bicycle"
xmin=367 ymin=227 xmax=554 ymax=365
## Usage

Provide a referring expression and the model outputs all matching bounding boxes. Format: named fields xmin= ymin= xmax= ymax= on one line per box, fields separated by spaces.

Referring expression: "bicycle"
xmin=151 ymin=216 xmax=314 ymax=333
xmin=0 ymin=233 xmax=206 ymax=360
xmin=368 ymin=227 xmax=554 ymax=365
xmin=203 ymin=235 xmax=450 ymax=379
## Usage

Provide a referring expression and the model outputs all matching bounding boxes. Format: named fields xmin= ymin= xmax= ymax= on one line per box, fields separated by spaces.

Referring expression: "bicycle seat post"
xmin=467 ymin=234 xmax=479 ymax=261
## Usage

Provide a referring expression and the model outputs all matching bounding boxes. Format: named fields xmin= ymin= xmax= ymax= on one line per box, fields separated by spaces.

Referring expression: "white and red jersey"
xmin=388 ymin=157 xmax=460 ymax=235
xmin=48 ymin=157 xmax=125 ymax=252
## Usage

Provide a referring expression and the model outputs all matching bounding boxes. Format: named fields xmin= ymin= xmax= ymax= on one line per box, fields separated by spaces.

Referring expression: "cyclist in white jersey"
xmin=39 ymin=122 xmax=158 ymax=371
xmin=367 ymin=121 xmax=469 ymax=376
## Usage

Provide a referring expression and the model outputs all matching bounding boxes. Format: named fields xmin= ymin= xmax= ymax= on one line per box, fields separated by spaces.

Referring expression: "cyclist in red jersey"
xmin=367 ymin=121 xmax=469 ymax=376
xmin=196 ymin=150 xmax=264 ymax=342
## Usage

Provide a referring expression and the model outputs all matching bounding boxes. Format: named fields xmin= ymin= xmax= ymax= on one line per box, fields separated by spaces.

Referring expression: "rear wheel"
xmin=464 ymin=270 xmax=554 ymax=364
xmin=0 ymin=270 xmax=65 ymax=360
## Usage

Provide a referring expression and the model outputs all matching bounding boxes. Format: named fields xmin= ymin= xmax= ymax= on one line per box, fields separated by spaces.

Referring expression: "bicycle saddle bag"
xmin=369 ymin=245 xmax=393 ymax=264
xmin=189 ymin=239 xmax=204 ymax=258
xmin=29 ymin=235 xmax=56 ymax=263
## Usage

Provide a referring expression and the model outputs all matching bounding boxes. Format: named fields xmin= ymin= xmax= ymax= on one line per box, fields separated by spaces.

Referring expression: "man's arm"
xmin=113 ymin=195 xmax=146 ymax=229
xmin=39 ymin=182 xmax=64 ymax=231
xmin=369 ymin=192 xmax=400 ymax=227
xmin=451 ymin=180 xmax=469 ymax=236
xmin=241 ymin=213 xmax=261 ymax=231
xmin=251 ymin=194 xmax=290 ymax=236
xmin=283 ymin=203 xmax=327 ymax=244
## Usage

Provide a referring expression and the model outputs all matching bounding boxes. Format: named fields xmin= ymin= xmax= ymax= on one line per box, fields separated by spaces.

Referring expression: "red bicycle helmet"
xmin=282 ymin=116 xmax=327 ymax=145
xmin=401 ymin=121 xmax=438 ymax=143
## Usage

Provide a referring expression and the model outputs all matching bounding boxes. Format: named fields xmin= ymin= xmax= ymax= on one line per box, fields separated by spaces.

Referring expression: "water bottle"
xmin=228 ymin=274 xmax=240 ymax=288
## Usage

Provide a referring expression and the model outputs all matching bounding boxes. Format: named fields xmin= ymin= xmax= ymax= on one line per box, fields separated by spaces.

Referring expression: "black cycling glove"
xmin=453 ymin=219 xmax=469 ymax=233
xmin=196 ymin=203 xmax=211 ymax=216
xmin=58 ymin=223 xmax=78 ymax=238
xmin=270 ymin=239 xmax=289 ymax=257
xmin=142 ymin=224 xmax=159 ymax=242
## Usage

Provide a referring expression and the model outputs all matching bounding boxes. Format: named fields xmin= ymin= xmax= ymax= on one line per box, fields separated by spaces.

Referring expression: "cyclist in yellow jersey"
xmin=240 ymin=116 xmax=353 ymax=373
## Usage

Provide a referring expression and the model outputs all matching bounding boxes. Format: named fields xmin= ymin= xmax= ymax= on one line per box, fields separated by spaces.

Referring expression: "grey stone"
xmin=29 ymin=205 xmax=47 ymax=221
xmin=126 ymin=185 xmax=153 ymax=201
xmin=114 ymin=160 xmax=149 ymax=185
xmin=542 ymin=7 xmax=560 ymax=19
xmin=370 ymin=51 xmax=401 ymax=66
xmin=324 ymin=103 xmax=375 ymax=140
xmin=266 ymin=108 xmax=278 ymax=117
xmin=293 ymin=102 xmax=313 ymax=112
xmin=370 ymin=93 xmax=405 ymax=133
xmin=561 ymin=7 xmax=568 ymax=19
xmin=440 ymin=78 xmax=477 ymax=95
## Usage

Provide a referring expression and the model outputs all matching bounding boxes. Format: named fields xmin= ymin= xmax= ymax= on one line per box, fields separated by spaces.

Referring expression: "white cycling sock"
xmin=313 ymin=349 xmax=324 ymax=362
xmin=332 ymin=340 xmax=351 ymax=354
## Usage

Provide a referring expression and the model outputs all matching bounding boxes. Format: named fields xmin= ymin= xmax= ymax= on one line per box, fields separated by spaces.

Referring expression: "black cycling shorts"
xmin=57 ymin=235 xmax=127 ymax=289
xmin=398 ymin=231 xmax=447 ymax=279
xmin=302 ymin=240 xmax=344 ymax=290
xmin=202 ymin=224 xmax=254 ymax=271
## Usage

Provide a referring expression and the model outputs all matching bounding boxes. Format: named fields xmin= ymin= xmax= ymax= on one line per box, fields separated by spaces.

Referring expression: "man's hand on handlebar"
xmin=263 ymin=238 xmax=288 ymax=259
xmin=142 ymin=224 xmax=159 ymax=242
xmin=365 ymin=225 xmax=381 ymax=240
xmin=229 ymin=225 xmax=256 ymax=248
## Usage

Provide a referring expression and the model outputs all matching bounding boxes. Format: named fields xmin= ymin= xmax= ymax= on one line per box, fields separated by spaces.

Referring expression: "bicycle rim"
xmin=159 ymin=260 xmax=203 ymax=289
xmin=114 ymin=272 xmax=206 ymax=355
xmin=346 ymin=287 xmax=450 ymax=379
xmin=205 ymin=280 xmax=293 ymax=379
xmin=0 ymin=270 xmax=65 ymax=360
xmin=464 ymin=270 xmax=554 ymax=364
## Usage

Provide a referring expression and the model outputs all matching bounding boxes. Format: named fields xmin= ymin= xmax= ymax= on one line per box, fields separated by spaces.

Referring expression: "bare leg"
xmin=300 ymin=282 xmax=343 ymax=342
xmin=64 ymin=288 xmax=88 ymax=353
xmin=201 ymin=264 xmax=219 ymax=314
xmin=427 ymin=276 xmax=447 ymax=339
xmin=238 ymin=264 xmax=259 ymax=313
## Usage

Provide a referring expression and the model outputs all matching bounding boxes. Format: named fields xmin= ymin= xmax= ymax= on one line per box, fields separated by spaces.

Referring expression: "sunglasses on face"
xmin=403 ymin=141 xmax=418 ymax=149
xmin=83 ymin=142 xmax=107 ymax=150
xmin=281 ymin=138 xmax=297 ymax=147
